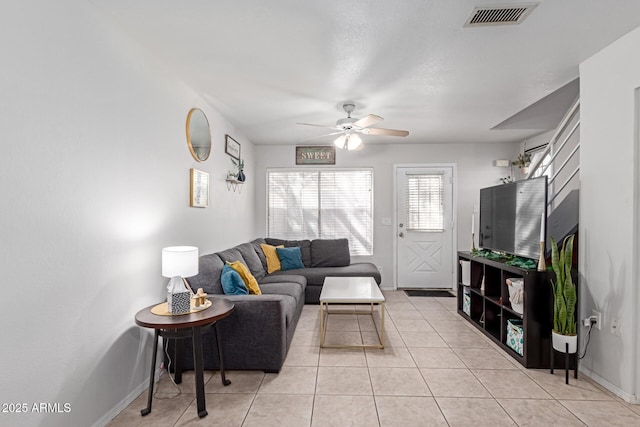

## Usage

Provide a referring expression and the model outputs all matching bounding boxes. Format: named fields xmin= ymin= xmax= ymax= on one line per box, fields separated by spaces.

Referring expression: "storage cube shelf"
xmin=457 ymin=251 xmax=553 ymax=368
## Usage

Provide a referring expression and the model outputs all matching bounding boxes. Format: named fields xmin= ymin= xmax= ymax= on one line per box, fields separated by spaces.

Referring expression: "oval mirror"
xmin=186 ymin=108 xmax=212 ymax=162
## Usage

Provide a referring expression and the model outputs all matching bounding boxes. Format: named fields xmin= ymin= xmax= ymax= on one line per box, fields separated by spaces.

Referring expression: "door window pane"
xmin=406 ymin=174 xmax=444 ymax=232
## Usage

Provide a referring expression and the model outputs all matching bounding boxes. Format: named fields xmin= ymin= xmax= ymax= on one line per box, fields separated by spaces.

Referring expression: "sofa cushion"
xmin=310 ymin=238 xmax=350 ymax=267
xmin=250 ymin=238 xmax=268 ymax=270
xmin=268 ymin=262 xmax=381 ymax=286
xmin=186 ymin=254 xmax=224 ymax=294
xmin=216 ymin=247 xmax=247 ymax=265
xmin=236 ymin=242 xmax=267 ymax=281
xmin=259 ymin=274 xmax=307 ymax=294
xmin=261 ymin=243 xmax=283 ymax=274
xmin=227 ymin=261 xmax=262 ymax=295
xmin=266 ymin=238 xmax=312 ymax=268
xmin=276 ymin=246 xmax=305 ymax=270
xmin=221 ymin=264 xmax=248 ymax=295
xmin=260 ymin=282 xmax=305 ymax=307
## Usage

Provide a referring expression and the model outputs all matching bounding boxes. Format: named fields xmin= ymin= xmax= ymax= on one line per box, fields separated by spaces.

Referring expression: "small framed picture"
xmin=225 ymin=135 xmax=240 ymax=160
xmin=190 ymin=168 xmax=209 ymax=208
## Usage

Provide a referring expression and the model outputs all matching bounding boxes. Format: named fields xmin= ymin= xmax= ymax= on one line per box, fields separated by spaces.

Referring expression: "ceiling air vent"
xmin=464 ymin=3 xmax=538 ymax=27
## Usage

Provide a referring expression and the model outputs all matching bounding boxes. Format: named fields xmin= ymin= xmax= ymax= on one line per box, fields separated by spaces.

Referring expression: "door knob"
xmin=399 ymin=223 xmax=404 ymax=228
xmin=399 ymin=232 xmax=404 ymax=238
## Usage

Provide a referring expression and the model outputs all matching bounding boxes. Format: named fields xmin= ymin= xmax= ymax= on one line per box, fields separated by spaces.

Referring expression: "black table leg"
xmin=550 ymin=342 xmax=554 ymax=374
xmin=141 ymin=329 xmax=159 ymax=416
xmin=214 ymin=322 xmax=231 ymax=386
xmin=174 ymin=337 xmax=184 ymax=384
xmin=192 ymin=326 xmax=207 ymax=418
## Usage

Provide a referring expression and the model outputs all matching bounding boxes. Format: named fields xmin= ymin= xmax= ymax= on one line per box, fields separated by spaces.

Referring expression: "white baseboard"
xmin=92 ymin=368 xmax=163 ymax=427
xmin=579 ymin=366 xmax=639 ymax=403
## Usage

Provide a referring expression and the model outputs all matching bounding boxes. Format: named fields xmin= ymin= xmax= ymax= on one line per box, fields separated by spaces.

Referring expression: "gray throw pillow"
xmin=310 ymin=238 xmax=350 ymax=267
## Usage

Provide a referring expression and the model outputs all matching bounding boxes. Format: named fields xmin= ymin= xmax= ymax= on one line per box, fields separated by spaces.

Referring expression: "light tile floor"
xmin=109 ymin=291 xmax=640 ymax=426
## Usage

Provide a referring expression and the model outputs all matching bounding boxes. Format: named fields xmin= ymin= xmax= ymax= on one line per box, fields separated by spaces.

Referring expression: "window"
xmin=406 ymin=174 xmax=444 ymax=232
xmin=531 ymin=150 xmax=552 ymax=179
xmin=267 ymin=169 xmax=373 ymax=256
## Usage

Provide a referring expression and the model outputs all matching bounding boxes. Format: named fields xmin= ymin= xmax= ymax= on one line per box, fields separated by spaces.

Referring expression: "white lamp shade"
xmin=334 ymin=134 xmax=346 ymax=148
xmin=162 ymin=246 xmax=199 ymax=278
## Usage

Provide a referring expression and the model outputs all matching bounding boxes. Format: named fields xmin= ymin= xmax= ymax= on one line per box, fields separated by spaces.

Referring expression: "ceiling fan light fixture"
xmin=334 ymin=134 xmax=347 ymax=149
xmin=347 ymin=134 xmax=363 ymax=151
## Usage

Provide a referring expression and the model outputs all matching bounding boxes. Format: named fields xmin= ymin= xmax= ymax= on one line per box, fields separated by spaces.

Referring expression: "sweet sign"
xmin=296 ymin=146 xmax=336 ymax=165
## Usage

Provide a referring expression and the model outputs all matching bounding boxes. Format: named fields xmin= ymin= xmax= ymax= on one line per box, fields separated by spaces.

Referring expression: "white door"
xmin=396 ymin=166 xmax=454 ymax=289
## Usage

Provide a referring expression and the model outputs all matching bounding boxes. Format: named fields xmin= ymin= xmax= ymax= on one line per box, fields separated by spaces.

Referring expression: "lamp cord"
xmin=578 ymin=324 xmax=593 ymax=360
xmin=153 ymin=339 xmax=182 ymax=399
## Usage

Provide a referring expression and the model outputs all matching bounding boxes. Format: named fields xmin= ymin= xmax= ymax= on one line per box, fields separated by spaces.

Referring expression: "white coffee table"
xmin=319 ymin=276 xmax=385 ymax=348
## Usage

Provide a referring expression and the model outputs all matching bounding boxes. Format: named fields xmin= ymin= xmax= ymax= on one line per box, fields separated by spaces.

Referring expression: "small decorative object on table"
xmin=193 ymin=288 xmax=208 ymax=308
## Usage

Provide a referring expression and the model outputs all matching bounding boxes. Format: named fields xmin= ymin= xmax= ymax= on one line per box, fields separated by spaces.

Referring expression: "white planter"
xmin=552 ymin=331 xmax=577 ymax=354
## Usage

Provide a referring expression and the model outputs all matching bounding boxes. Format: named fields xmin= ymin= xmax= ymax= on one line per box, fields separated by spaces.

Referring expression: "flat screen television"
xmin=479 ymin=176 xmax=547 ymax=259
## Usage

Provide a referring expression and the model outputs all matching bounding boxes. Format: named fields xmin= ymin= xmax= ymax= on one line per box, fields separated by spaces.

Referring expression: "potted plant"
xmin=512 ymin=153 xmax=531 ymax=174
xmin=550 ymin=234 xmax=577 ymax=353
xmin=231 ymin=158 xmax=246 ymax=182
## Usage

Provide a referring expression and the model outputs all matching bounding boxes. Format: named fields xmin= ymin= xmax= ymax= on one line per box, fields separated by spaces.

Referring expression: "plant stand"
xmin=550 ymin=333 xmax=578 ymax=385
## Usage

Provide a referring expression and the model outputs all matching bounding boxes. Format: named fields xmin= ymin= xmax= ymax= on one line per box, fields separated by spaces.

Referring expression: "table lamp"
xmin=162 ymin=246 xmax=199 ymax=314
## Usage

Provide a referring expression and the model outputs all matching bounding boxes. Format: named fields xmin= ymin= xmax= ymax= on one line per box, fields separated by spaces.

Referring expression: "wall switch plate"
xmin=611 ymin=318 xmax=621 ymax=336
xmin=381 ymin=217 xmax=392 ymax=226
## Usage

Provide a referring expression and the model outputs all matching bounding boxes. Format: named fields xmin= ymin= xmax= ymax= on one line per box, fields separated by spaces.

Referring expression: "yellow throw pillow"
xmin=227 ymin=261 xmax=262 ymax=295
xmin=261 ymin=243 xmax=284 ymax=274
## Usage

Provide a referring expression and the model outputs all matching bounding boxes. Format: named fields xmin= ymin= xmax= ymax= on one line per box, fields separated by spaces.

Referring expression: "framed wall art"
xmin=296 ymin=145 xmax=336 ymax=165
xmin=190 ymin=168 xmax=209 ymax=208
xmin=225 ymin=135 xmax=240 ymax=160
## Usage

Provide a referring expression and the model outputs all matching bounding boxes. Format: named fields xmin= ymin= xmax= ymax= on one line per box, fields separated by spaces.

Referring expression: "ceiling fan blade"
xmin=297 ymin=122 xmax=339 ymax=130
xmin=353 ymin=114 xmax=383 ymax=129
xmin=299 ymin=131 xmax=343 ymax=142
xmin=362 ymin=127 xmax=409 ymax=137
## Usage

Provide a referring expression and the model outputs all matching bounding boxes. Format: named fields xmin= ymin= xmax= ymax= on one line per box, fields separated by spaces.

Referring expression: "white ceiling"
xmin=91 ymin=0 xmax=640 ymax=146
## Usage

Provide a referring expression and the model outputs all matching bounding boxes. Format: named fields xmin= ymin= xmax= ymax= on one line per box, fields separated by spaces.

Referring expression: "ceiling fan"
xmin=297 ymin=103 xmax=409 ymax=151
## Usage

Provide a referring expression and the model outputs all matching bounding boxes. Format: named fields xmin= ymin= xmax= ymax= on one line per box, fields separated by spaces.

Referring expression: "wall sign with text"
xmin=296 ymin=146 xmax=336 ymax=165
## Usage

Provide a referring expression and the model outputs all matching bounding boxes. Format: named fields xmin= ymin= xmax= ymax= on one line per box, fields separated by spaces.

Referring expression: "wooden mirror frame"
xmin=186 ymin=108 xmax=212 ymax=162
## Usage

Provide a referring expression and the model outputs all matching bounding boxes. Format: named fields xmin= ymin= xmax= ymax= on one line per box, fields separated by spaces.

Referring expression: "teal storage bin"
xmin=506 ymin=319 xmax=524 ymax=356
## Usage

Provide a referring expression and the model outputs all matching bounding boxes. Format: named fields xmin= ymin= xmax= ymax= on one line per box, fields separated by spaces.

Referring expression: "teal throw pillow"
xmin=221 ymin=264 xmax=248 ymax=295
xmin=276 ymin=246 xmax=305 ymax=270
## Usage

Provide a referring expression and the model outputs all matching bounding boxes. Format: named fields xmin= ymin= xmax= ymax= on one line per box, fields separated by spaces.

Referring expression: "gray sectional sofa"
xmin=170 ymin=237 xmax=381 ymax=373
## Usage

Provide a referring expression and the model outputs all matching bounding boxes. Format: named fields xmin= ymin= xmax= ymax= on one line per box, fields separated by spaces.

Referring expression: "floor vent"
xmin=464 ymin=3 xmax=538 ymax=27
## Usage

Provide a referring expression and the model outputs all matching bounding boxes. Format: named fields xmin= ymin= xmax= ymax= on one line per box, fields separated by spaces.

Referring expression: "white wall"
xmin=0 ymin=2 xmax=255 ymax=426
xmin=580 ymin=26 xmax=640 ymax=402
xmin=254 ymin=142 xmax=519 ymax=287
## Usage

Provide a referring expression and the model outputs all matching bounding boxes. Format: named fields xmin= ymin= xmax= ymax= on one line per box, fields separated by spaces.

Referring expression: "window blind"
xmin=406 ymin=174 xmax=444 ymax=232
xmin=267 ymin=169 xmax=373 ymax=256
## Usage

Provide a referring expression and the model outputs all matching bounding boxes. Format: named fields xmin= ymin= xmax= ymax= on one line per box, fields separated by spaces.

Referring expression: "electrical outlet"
xmin=592 ymin=310 xmax=602 ymax=330
xmin=611 ymin=318 xmax=621 ymax=336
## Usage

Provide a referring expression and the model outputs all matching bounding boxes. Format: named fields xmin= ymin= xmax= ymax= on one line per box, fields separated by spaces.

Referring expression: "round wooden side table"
xmin=135 ymin=298 xmax=234 ymax=418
